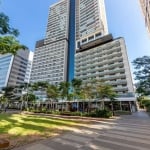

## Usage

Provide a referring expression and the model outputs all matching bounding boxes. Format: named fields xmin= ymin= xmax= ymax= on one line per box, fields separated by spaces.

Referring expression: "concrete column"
xmin=120 ymin=101 xmax=122 ymax=111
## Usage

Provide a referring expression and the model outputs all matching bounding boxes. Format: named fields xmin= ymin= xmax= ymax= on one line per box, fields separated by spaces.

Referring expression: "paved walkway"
xmin=14 ymin=110 xmax=150 ymax=150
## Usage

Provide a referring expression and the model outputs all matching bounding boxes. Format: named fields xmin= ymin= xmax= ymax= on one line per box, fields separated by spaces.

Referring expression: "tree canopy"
xmin=132 ymin=56 xmax=150 ymax=95
xmin=0 ymin=13 xmax=19 ymax=36
xmin=0 ymin=36 xmax=27 ymax=55
xmin=0 ymin=12 xmax=27 ymax=54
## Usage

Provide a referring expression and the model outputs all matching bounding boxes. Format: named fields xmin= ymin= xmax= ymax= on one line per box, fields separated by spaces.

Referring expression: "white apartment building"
xmin=30 ymin=0 xmax=70 ymax=85
xmin=75 ymin=0 xmax=135 ymax=100
xmin=75 ymin=34 xmax=134 ymax=96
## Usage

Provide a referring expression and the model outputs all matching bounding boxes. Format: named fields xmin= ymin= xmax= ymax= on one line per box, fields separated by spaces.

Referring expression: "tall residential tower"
xmin=30 ymin=0 xmax=75 ymax=84
xmin=76 ymin=0 xmax=108 ymax=49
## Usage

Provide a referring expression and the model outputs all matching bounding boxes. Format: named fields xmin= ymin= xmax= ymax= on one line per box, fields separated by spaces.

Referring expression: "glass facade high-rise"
xmin=0 ymin=54 xmax=13 ymax=90
xmin=67 ymin=0 xmax=76 ymax=82
xmin=0 ymin=50 xmax=30 ymax=90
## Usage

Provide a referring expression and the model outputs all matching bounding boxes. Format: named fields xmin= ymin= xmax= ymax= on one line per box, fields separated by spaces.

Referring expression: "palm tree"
xmin=71 ymin=78 xmax=82 ymax=111
xmin=59 ymin=81 xmax=70 ymax=111
xmin=0 ymin=12 xmax=19 ymax=36
xmin=47 ymin=84 xmax=59 ymax=111
xmin=71 ymin=78 xmax=82 ymax=96
xmin=108 ymin=92 xmax=117 ymax=115
xmin=80 ymin=83 xmax=92 ymax=113
xmin=22 ymin=93 xmax=36 ymax=109
xmin=0 ymin=36 xmax=27 ymax=55
xmin=96 ymin=83 xmax=116 ymax=110
xmin=84 ymin=79 xmax=101 ymax=112
xmin=0 ymin=13 xmax=27 ymax=55
xmin=2 ymin=86 xmax=14 ymax=101
xmin=0 ymin=96 xmax=8 ymax=111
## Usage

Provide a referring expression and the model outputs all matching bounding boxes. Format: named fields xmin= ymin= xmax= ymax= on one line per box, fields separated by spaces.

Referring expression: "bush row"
xmin=26 ymin=107 xmax=112 ymax=118
xmin=142 ymin=100 xmax=150 ymax=112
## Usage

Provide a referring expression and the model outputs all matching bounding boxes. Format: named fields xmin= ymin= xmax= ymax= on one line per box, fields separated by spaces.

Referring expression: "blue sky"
xmin=1 ymin=0 xmax=150 ymax=77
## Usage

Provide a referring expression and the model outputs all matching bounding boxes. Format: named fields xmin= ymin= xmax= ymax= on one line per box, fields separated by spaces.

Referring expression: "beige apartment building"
xmin=140 ymin=0 xmax=150 ymax=33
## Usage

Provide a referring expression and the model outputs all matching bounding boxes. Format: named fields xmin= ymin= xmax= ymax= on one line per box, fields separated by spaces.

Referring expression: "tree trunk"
xmin=102 ymin=99 xmax=105 ymax=110
xmin=83 ymin=101 xmax=85 ymax=113
xmin=111 ymin=102 xmax=114 ymax=116
xmin=77 ymin=101 xmax=79 ymax=112
xmin=88 ymin=99 xmax=90 ymax=114
xmin=120 ymin=101 xmax=122 ymax=111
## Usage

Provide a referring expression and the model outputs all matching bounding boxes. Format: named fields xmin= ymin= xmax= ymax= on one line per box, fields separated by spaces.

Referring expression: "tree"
xmin=132 ymin=56 xmax=150 ymax=95
xmin=96 ymin=83 xmax=116 ymax=110
xmin=0 ymin=12 xmax=27 ymax=54
xmin=80 ymin=83 xmax=93 ymax=113
xmin=2 ymin=86 xmax=15 ymax=100
xmin=59 ymin=82 xmax=70 ymax=111
xmin=59 ymin=82 xmax=70 ymax=100
xmin=71 ymin=78 xmax=82 ymax=111
xmin=0 ymin=13 xmax=19 ymax=36
xmin=108 ymin=92 xmax=117 ymax=115
xmin=47 ymin=84 xmax=59 ymax=111
xmin=47 ymin=84 xmax=59 ymax=101
xmin=31 ymin=81 xmax=49 ymax=91
xmin=21 ymin=93 xmax=36 ymax=110
xmin=0 ymin=95 xmax=8 ymax=111
xmin=71 ymin=78 xmax=82 ymax=99
xmin=0 ymin=36 xmax=27 ymax=55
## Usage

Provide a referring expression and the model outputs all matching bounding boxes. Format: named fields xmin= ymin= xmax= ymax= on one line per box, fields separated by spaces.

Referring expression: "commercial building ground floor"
xmin=7 ymin=97 xmax=137 ymax=113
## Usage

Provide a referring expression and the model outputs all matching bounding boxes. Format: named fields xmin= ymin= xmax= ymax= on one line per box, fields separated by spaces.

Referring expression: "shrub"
xmin=60 ymin=111 xmax=71 ymax=116
xmin=88 ymin=109 xmax=112 ymax=118
xmin=114 ymin=110 xmax=131 ymax=116
xmin=41 ymin=108 xmax=47 ymax=113
xmin=71 ymin=112 xmax=82 ymax=116
xmin=142 ymin=99 xmax=150 ymax=111
xmin=96 ymin=109 xmax=112 ymax=118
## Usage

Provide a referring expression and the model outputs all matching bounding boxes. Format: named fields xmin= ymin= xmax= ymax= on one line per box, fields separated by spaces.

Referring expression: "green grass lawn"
xmin=0 ymin=113 xmax=83 ymax=148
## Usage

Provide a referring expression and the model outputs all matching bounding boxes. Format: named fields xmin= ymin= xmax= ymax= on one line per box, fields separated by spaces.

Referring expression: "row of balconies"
xmin=31 ymin=71 xmax=63 ymax=76
xmin=31 ymin=76 xmax=64 ymax=82
xmin=76 ymin=74 xmax=126 ymax=81
xmin=76 ymin=53 xmax=122 ymax=66
xmin=76 ymin=56 xmax=122 ymax=67
xmin=32 ymin=64 xmax=64 ymax=71
xmin=106 ymin=80 xmax=127 ymax=85
xmin=34 ymin=51 xmax=64 ymax=59
xmin=32 ymin=63 xmax=64 ymax=71
xmin=76 ymin=57 xmax=123 ymax=69
xmin=76 ymin=47 xmax=121 ymax=61
xmin=76 ymin=68 xmax=125 ymax=76
xmin=76 ymin=41 xmax=121 ymax=57
xmin=114 ymin=87 xmax=128 ymax=92
xmin=76 ymin=64 xmax=124 ymax=74
xmin=33 ymin=57 xmax=64 ymax=64
xmin=33 ymin=55 xmax=64 ymax=63
xmin=31 ymin=69 xmax=64 ymax=75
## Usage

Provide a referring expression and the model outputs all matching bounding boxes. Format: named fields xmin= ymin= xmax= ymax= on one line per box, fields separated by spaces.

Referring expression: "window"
xmin=82 ymin=38 xmax=87 ymax=43
xmin=77 ymin=41 xmax=80 ymax=48
xmin=88 ymin=36 xmax=94 ymax=41
xmin=95 ymin=32 xmax=101 ymax=38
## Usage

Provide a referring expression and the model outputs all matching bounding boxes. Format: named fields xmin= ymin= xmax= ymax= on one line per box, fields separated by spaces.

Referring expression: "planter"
xmin=0 ymin=139 xmax=9 ymax=149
